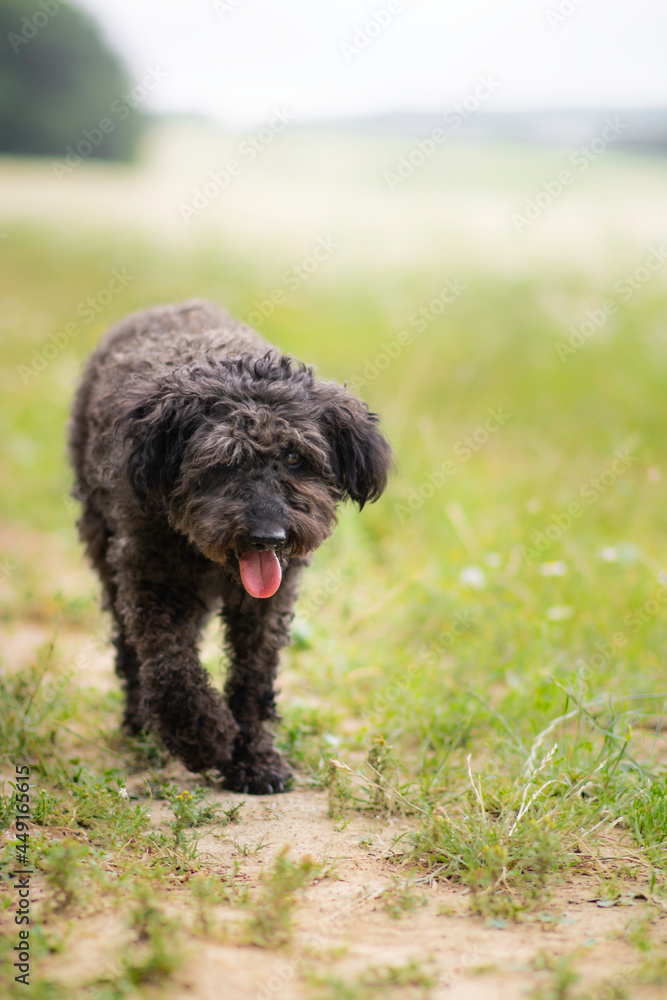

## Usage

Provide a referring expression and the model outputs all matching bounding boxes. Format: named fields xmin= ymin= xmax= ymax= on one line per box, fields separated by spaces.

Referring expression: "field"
xmin=1 ymin=124 xmax=667 ymax=998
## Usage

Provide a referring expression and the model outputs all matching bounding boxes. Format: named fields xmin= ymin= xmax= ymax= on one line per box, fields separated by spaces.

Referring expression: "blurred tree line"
xmin=0 ymin=0 xmax=144 ymax=159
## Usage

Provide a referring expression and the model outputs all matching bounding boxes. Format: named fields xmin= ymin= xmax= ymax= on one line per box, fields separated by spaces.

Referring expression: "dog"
xmin=68 ymin=299 xmax=391 ymax=793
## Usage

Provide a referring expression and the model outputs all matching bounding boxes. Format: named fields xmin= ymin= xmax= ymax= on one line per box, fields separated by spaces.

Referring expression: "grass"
xmin=243 ymin=847 xmax=318 ymax=947
xmin=1 ymin=137 xmax=667 ymax=993
xmin=308 ymin=958 xmax=437 ymax=1000
xmin=630 ymin=775 xmax=667 ymax=867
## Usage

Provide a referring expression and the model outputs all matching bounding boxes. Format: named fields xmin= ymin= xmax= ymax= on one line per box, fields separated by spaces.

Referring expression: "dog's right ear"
xmin=312 ymin=381 xmax=393 ymax=508
xmin=119 ymin=379 xmax=201 ymax=508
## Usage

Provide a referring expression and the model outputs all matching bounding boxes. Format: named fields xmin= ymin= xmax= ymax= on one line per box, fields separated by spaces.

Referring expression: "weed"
xmin=244 ymin=847 xmax=317 ymax=947
xmin=0 ymin=787 xmax=17 ymax=830
xmin=0 ymin=924 xmax=66 ymax=999
xmin=326 ymin=754 xmax=419 ymax=818
xmin=32 ymin=788 xmax=62 ymax=826
xmin=188 ymin=869 xmax=248 ymax=935
xmin=624 ymin=908 xmax=655 ymax=953
xmin=636 ymin=951 xmax=667 ymax=985
xmin=309 ymin=957 xmax=436 ymax=999
xmin=629 ymin=775 xmax=667 ymax=866
xmin=410 ymin=748 xmax=568 ymax=917
xmin=277 ymin=703 xmax=339 ymax=776
xmin=365 ymin=734 xmax=398 ymax=812
xmin=36 ymin=838 xmax=91 ymax=912
xmin=308 ymin=977 xmax=370 ymax=1000
xmin=529 ymin=954 xmax=580 ymax=1000
xmin=74 ymin=892 xmax=185 ymax=998
xmin=123 ymin=891 xmax=184 ymax=985
xmin=381 ymin=877 xmax=428 ymax=919
xmin=222 ymin=800 xmax=245 ymax=825
xmin=409 ymin=696 xmax=652 ymax=918
xmin=121 ymin=730 xmax=172 ymax=771
xmin=0 ymin=658 xmax=62 ymax=766
xmin=363 ymin=957 xmax=437 ymax=990
xmin=2 ymin=976 xmax=65 ymax=1000
xmin=326 ymin=758 xmax=353 ymax=821
xmin=160 ymin=783 xmax=222 ymax=848
xmin=233 ymin=836 xmax=267 ymax=857
xmin=35 ymin=766 xmax=150 ymax=850
xmin=594 ymin=872 xmax=626 ymax=903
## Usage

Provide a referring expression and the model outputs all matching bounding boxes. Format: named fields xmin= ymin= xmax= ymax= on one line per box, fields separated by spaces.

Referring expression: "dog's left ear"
xmin=313 ymin=382 xmax=392 ymax=508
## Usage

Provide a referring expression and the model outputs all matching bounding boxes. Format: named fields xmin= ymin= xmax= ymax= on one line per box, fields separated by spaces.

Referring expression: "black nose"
xmin=247 ymin=529 xmax=286 ymax=552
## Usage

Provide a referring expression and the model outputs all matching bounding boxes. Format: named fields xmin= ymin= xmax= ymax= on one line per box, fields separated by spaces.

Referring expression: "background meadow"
xmin=2 ymin=126 xmax=667 ymax=996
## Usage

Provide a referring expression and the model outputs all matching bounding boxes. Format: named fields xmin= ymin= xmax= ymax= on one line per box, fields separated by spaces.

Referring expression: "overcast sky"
xmin=75 ymin=0 xmax=667 ymax=128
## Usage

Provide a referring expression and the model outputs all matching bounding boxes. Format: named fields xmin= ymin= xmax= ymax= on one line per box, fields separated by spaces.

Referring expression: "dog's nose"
xmin=248 ymin=529 xmax=286 ymax=551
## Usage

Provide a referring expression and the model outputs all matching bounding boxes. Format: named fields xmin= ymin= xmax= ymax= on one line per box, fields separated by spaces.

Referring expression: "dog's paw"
xmin=223 ymin=748 xmax=294 ymax=795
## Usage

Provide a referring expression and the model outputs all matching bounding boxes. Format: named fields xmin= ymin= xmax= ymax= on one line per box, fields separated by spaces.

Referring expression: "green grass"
xmin=630 ymin=775 xmax=667 ymax=867
xmin=243 ymin=847 xmax=318 ymax=947
xmin=2 ymin=145 xmax=667 ymax=991
xmin=308 ymin=957 xmax=437 ymax=1000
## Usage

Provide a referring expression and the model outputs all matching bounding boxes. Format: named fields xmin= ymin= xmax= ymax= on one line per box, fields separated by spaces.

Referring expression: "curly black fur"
xmin=68 ymin=299 xmax=391 ymax=793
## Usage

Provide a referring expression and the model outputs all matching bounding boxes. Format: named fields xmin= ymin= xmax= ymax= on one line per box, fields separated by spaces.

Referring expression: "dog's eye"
xmin=284 ymin=451 xmax=302 ymax=468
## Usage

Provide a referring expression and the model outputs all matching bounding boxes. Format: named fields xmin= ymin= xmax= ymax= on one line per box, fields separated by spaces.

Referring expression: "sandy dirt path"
xmin=1 ymin=610 xmax=665 ymax=1000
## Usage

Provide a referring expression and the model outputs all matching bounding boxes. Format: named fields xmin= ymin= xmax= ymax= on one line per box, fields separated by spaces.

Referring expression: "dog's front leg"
xmin=116 ymin=575 xmax=239 ymax=775
xmin=220 ymin=562 xmax=303 ymax=793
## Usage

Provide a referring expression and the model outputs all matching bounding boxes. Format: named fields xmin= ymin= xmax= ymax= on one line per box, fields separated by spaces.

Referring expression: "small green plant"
xmin=123 ymin=891 xmax=184 ymax=986
xmin=32 ymin=787 xmax=62 ymax=827
xmin=122 ymin=729 xmax=172 ymax=771
xmin=362 ymin=958 xmax=437 ymax=991
xmin=365 ymin=734 xmax=397 ymax=813
xmin=629 ymin=775 xmax=667 ymax=866
xmin=278 ymin=703 xmax=338 ymax=776
xmin=413 ymin=803 xmax=561 ymax=918
xmin=594 ymin=872 xmax=625 ymax=903
xmin=326 ymin=758 xmax=353 ymax=821
xmin=159 ymin=783 xmax=223 ymax=851
xmin=381 ymin=877 xmax=428 ymax=919
xmin=636 ymin=951 xmax=667 ymax=987
xmin=2 ymin=975 xmax=66 ymax=1000
xmin=58 ymin=895 xmax=184 ymax=999
xmin=36 ymin=838 xmax=91 ymax=912
xmin=309 ymin=958 xmax=436 ymax=1000
xmin=324 ymin=754 xmax=417 ymax=819
xmin=222 ymin=800 xmax=245 ymax=825
xmin=0 ymin=787 xmax=17 ymax=830
xmin=0 ymin=924 xmax=66 ymax=999
xmin=411 ymin=749 xmax=567 ymax=918
xmin=33 ymin=766 xmax=150 ymax=850
xmin=188 ymin=869 xmax=248 ymax=935
xmin=0 ymin=658 xmax=63 ymax=766
xmin=233 ymin=836 xmax=267 ymax=856
xmin=244 ymin=847 xmax=317 ymax=947
xmin=529 ymin=954 xmax=580 ymax=1000
xmin=308 ymin=977 xmax=372 ymax=1000
xmin=625 ymin=908 xmax=654 ymax=953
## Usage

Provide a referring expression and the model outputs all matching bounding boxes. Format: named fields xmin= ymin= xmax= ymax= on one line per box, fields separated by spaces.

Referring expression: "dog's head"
xmin=119 ymin=354 xmax=391 ymax=597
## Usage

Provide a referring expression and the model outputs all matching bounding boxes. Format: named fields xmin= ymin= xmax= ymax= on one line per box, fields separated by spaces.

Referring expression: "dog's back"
xmin=85 ymin=298 xmax=271 ymax=374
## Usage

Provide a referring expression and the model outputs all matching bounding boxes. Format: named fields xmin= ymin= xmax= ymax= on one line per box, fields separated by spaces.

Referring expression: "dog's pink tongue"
xmin=239 ymin=550 xmax=282 ymax=599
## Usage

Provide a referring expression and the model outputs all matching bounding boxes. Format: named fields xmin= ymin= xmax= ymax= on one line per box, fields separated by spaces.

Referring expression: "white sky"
xmin=75 ymin=0 xmax=667 ymax=128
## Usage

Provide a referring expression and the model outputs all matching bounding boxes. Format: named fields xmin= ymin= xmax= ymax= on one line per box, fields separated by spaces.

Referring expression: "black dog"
xmin=68 ymin=299 xmax=391 ymax=793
